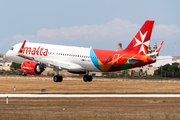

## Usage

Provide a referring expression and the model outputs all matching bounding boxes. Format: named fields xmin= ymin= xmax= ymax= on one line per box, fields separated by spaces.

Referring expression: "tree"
xmin=10 ymin=62 xmax=21 ymax=70
xmin=154 ymin=63 xmax=180 ymax=78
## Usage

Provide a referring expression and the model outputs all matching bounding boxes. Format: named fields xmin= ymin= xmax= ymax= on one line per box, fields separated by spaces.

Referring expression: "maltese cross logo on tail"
xmin=133 ymin=31 xmax=149 ymax=55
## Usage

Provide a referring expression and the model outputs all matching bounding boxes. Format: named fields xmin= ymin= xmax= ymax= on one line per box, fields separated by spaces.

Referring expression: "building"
xmin=0 ymin=53 xmax=12 ymax=70
xmin=5 ymin=61 xmax=12 ymax=67
xmin=116 ymin=43 xmax=123 ymax=51
xmin=153 ymin=56 xmax=180 ymax=67
xmin=0 ymin=61 xmax=5 ymax=67
xmin=0 ymin=53 xmax=4 ymax=58
xmin=147 ymin=42 xmax=158 ymax=58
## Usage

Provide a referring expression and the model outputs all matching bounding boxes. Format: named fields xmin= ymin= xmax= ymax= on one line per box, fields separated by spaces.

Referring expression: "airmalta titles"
xmin=23 ymin=46 xmax=48 ymax=56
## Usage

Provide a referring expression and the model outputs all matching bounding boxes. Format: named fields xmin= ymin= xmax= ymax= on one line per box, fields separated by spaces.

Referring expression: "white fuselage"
xmin=6 ymin=42 xmax=100 ymax=72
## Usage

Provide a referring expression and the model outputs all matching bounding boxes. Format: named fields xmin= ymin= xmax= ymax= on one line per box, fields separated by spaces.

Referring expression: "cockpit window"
xmin=10 ymin=47 xmax=14 ymax=50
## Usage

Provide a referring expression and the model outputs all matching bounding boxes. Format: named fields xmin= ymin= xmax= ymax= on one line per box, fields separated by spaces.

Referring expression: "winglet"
xmin=18 ymin=40 xmax=26 ymax=53
xmin=146 ymin=41 xmax=164 ymax=57
xmin=155 ymin=41 xmax=164 ymax=53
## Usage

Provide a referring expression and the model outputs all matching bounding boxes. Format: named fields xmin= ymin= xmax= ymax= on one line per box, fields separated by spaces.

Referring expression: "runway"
xmin=1 ymin=93 xmax=180 ymax=98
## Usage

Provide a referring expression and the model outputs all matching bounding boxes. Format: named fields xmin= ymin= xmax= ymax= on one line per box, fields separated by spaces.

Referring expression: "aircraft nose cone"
xmin=147 ymin=57 xmax=156 ymax=63
xmin=5 ymin=50 xmax=11 ymax=60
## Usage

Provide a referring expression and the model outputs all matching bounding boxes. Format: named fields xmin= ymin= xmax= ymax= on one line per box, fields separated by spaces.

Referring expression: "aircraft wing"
xmin=40 ymin=58 xmax=85 ymax=70
xmin=146 ymin=41 xmax=164 ymax=57
xmin=17 ymin=40 xmax=85 ymax=71
xmin=123 ymin=57 xmax=142 ymax=64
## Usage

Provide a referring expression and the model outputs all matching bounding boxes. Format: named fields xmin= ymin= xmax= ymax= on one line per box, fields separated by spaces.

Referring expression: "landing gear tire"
xmin=83 ymin=75 xmax=88 ymax=82
xmin=88 ymin=76 xmax=92 ymax=82
xmin=54 ymin=75 xmax=63 ymax=82
xmin=83 ymin=75 xmax=92 ymax=82
xmin=22 ymin=72 xmax=27 ymax=76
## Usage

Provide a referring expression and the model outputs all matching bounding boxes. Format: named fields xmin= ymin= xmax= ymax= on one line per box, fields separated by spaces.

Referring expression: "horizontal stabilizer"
xmin=123 ymin=57 xmax=142 ymax=65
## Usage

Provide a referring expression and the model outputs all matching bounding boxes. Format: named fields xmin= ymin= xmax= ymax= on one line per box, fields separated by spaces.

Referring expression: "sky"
xmin=0 ymin=0 xmax=180 ymax=56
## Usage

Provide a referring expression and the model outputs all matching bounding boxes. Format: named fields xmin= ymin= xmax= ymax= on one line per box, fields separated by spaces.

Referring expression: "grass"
xmin=1 ymin=78 xmax=180 ymax=93
xmin=7 ymin=104 xmax=16 ymax=107
xmin=165 ymin=114 xmax=170 ymax=119
xmin=0 ymin=114 xmax=179 ymax=120
xmin=0 ymin=97 xmax=180 ymax=120
xmin=150 ymin=114 xmax=155 ymax=119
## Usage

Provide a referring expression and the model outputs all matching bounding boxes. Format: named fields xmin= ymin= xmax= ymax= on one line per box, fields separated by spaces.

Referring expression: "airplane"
xmin=6 ymin=20 xmax=164 ymax=82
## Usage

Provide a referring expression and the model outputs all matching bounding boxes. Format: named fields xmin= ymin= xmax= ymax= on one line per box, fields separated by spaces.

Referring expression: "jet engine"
xmin=21 ymin=60 xmax=45 ymax=75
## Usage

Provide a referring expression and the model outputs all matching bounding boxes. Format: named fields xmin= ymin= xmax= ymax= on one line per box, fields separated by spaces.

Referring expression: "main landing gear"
xmin=53 ymin=67 xmax=63 ymax=82
xmin=53 ymin=68 xmax=92 ymax=82
xmin=53 ymin=75 xmax=63 ymax=82
xmin=83 ymin=71 xmax=92 ymax=82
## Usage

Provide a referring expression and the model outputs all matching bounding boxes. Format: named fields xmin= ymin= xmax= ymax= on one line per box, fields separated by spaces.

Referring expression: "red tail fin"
xmin=124 ymin=20 xmax=155 ymax=55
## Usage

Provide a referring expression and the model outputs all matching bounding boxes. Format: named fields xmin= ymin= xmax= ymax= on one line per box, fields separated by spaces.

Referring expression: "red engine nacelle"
xmin=21 ymin=60 xmax=44 ymax=75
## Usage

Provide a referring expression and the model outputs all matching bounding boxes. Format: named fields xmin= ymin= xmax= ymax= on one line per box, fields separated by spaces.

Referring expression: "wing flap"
xmin=39 ymin=58 xmax=85 ymax=71
xmin=42 ymin=58 xmax=70 ymax=70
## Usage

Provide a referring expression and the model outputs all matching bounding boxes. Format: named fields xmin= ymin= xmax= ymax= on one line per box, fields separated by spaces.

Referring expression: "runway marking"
xmin=1 ymin=94 xmax=180 ymax=98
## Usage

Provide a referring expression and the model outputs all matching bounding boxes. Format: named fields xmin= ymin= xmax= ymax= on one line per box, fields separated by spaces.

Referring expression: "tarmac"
xmin=1 ymin=93 xmax=180 ymax=98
